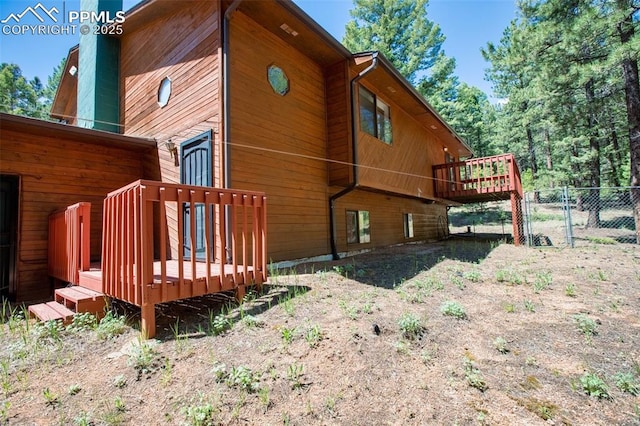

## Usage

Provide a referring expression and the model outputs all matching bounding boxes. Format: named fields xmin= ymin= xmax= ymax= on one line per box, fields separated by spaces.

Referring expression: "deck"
xmin=433 ymin=154 xmax=524 ymax=244
xmin=47 ymin=179 xmax=268 ymax=338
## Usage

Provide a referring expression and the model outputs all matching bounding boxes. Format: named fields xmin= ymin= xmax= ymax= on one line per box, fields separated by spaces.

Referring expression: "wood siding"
xmin=357 ymin=82 xmax=444 ymax=200
xmin=331 ymin=189 xmax=448 ymax=254
xmin=228 ymin=12 xmax=330 ymax=261
xmin=326 ymin=61 xmax=352 ymax=186
xmin=120 ymin=0 xmax=221 ymax=187
xmin=0 ymin=127 xmax=145 ymax=302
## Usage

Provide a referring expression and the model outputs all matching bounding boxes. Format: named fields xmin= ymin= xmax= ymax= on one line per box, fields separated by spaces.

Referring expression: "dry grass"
xmin=1 ymin=238 xmax=639 ymax=425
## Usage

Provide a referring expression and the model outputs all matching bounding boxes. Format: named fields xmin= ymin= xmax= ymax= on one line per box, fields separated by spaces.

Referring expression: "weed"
xmin=503 ymin=303 xmax=516 ymax=313
xmin=241 ymin=315 xmax=263 ymax=328
xmin=463 ymin=270 xmax=482 ymax=283
xmin=74 ymin=411 xmax=92 ymax=426
xmin=586 ymin=236 xmax=616 ymax=245
xmin=613 ymin=372 xmax=640 ymax=396
xmin=361 ymin=301 xmax=374 ymax=314
xmin=207 ymin=311 xmax=230 ymax=336
xmin=258 ymin=387 xmax=271 ymax=412
xmin=68 ymin=384 xmax=82 ymax=395
xmin=280 ymin=326 xmax=296 ymax=345
xmin=338 ymin=300 xmax=358 ymax=320
xmin=0 ymin=400 xmax=9 ymax=424
xmin=521 ymin=375 xmax=541 ymax=390
xmin=523 ymin=300 xmax=535 ymax=313
xmin=521 ymin=398 xmax=557 ymax=420
xmin=304 ymin=324 xmax=323 ymax=347
xmin=211 ymin=363 xmax=227 ymax=382
xmin=114 ymin=396 xmax=126 ymax=412
xmin=533 ymin=271 xmax=552 ymax=293
xmin=181 ymin=397 xmax=218 ymax=426
xmin=525 ymin=356 xmax=538 ymax=367
xmin=451 ymin=275 xmax=465 ymax=290
xmin=496 ymin=269 xmax=524 ymax=285
xmin=398 ymin=312 xmax=423 ymax=339
xmin=43 ymin=387 xmax=59 ymax=407
xmin=127 ymin=339 xmax=160 ymax=376
xmin=226 ymin=366 xmax=260 ymax=392
xmin=494 ymin=336 xmax=509 ymax=354
xmin=96 ymin=311 xmax=128 ymax=340
xmin=440 ymin=301 xmax=466 ymax=319
xmin=67 ymin=312 xmax=97 ymax=333
xmin=463 ymin=356 xmax=487 ymax=391
xmin=393 ymin=340 xmax=410 ymax=354
xmin=573 ymin=314 xmax=598 ymax=337
xmin=281 ymin=298 xmax=296 ymax=317
xmin=287 ymin=363 xmax=304 ymax=389
xmin=565 ymin=283 xmax=576 ymax=297
xmin=35 ymin=319 xmax=65 ymax=341
xmin=112 ymin=375 xmax=127 ymax=389
xmin=579 ymin=372 xmax=610 ymax=399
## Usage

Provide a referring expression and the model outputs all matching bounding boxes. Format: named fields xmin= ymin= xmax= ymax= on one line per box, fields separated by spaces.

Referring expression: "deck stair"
xmin=28 ymin=286 xmax=108 ymax=324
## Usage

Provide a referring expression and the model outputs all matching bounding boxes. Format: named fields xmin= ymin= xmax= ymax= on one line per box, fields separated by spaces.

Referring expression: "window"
xmin=403 ymin=213 xmax=414 ymax=239
xmin=359 ymin=86 xmax=392 ymax=144
xmin=157 ymin=77 xmax=172 ymax=107
xmin=267 ymin=64 xmax=289 ymax=96
xmin=346 ymin=210 xmax=371 ymax=244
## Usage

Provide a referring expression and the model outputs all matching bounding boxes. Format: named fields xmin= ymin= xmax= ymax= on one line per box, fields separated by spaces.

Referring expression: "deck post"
xmin=510 ymin=192 xmax=524 ymax=246
xmin=140 ymin=303 xmax=156 ymax=339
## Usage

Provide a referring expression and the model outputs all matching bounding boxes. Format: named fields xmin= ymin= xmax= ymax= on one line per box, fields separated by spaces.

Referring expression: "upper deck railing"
xmin=433 ymin=153 xmax=522 ymax=202
xmin=48 ymin=202 xmax=91 ymax=285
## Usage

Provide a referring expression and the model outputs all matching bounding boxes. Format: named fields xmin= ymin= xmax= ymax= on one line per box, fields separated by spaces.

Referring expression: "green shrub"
xmin=440 ymin=301 xmax=466 ymax=319
xmin=579 ymin=372 xmax=610 ymax=399
xmin=398 ymin=312 xmax=423 ymax=339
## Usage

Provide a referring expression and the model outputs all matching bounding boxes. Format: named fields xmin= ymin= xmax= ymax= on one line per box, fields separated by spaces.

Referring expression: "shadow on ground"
xmin=294 ymin=234 xmax=507 ymax=290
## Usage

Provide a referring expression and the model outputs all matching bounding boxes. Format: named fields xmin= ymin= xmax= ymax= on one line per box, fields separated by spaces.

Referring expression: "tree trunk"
xmin=544 ymin=128 xmax=553 ymax=187
xmin=526 ymin=124 xmax=540 ymax=202
xmin=606 ymin=126 xmax=622 ymax=188
xmin=617 ymin=0 xmax=640 ymax=243
xmin=585 ymin=79 xmax=601 ymax=228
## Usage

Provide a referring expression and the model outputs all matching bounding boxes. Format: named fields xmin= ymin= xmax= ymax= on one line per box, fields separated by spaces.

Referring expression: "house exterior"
xmin=53 ymin=0 xmax=472 ymax=259
xmin=1 ymin=0 xmax=522 ymax=335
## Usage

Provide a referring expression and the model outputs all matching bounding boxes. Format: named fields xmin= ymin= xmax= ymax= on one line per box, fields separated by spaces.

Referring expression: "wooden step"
xmin=28 ymin=301 xmax=75 ymax=324
xmin=78 ymin=268 xmax=102 ymax=292
xmin=55 ymin=286 xmax=108 ymax=318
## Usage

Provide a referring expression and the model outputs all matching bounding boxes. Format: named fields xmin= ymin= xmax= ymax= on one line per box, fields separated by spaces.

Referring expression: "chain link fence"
xmin=448 ymin=187 xmax=639 ymax=247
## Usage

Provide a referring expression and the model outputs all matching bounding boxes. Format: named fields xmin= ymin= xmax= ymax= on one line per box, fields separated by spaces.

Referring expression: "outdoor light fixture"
xmin=165 ymin=139 xmax=179 ymax=166
xmin=443 ymin=147 xmax=448 ymax=152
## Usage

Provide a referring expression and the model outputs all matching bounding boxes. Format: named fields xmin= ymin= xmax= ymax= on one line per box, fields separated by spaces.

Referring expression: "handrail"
xmin=101 ymin=180 xmax=268 ymax=308
xmin=433 ymin=153 xmax=522 ymax=199
xmin=48 ymin=202 xmax=91 ymax=285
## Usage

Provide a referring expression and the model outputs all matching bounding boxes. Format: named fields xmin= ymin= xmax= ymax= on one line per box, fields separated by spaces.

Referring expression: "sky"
xmin=0 ymin=0 xmax=516 ymax=99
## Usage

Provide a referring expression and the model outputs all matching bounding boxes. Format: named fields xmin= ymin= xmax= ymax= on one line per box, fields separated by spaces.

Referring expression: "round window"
xmin=158 ymin=77 xmax=172 ymax=107
xmin=267 ymin=65 xmax=289 ymax=96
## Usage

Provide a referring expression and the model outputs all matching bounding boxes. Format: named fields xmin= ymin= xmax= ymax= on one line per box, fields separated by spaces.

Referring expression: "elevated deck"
xmin=433 ymin=154 xmax=524 ymax=244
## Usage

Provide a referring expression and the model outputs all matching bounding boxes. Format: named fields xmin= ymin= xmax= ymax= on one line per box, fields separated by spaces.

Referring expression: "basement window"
xmin=359 ymin=86 xmax=392 ymax=144
xmin=346 ymin=210 xmax=371 ymax=244
xmin=158 ymin=77 xmax=172 ymax=108
xmin=403 ymin=213 xmax=414 ymax=238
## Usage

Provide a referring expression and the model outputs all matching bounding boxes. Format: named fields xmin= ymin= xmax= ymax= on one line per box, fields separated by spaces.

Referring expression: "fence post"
xmin=523 ymin=192 xmax=533 ymax=246
xmin=562 ymin=186 xmax=575 ymax=248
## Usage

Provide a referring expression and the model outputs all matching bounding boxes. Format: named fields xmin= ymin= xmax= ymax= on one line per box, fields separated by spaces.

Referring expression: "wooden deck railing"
xmin=101 ymin=180 xmax=267 ymax=336
xmin=48 ymin=202 xmax=91 ymax=285
xmin=433 ymin=153 xmax=523 ymax=201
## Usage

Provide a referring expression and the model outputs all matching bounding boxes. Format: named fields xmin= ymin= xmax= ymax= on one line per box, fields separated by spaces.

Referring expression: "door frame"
xmin=0 ymin=174 xmax=20 ymax=300
xmin=180 ymin=131 xmax=213 ymax=261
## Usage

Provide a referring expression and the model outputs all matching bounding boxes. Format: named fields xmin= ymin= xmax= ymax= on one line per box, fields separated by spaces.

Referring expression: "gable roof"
xmin=50 ymin=0 xmax=472 ymax=157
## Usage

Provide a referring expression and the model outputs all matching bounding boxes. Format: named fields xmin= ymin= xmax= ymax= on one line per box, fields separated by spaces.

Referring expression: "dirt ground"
xmin=1 ymin=236 xmax=639 ymax=425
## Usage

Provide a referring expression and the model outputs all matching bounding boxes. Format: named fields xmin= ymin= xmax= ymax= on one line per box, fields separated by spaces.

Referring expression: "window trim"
xmin=359 ymin=86 xmax=392 ymax=144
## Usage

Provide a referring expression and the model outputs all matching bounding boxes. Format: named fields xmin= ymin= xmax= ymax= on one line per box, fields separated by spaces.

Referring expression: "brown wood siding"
xmin=332 ymin=189 xmax=447 ymax=254
xmin=355 ymin=82 xmax=447 ymax=200
xmin=229 ymin=12 xmax=330 ymax=261
xmin=0 ymin=128 xmax=144 ymax=302
xmin=120 ymin=0 xmax=221 ymax=187
xmin=326 ymin=61 xmax=352 ymax=186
